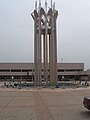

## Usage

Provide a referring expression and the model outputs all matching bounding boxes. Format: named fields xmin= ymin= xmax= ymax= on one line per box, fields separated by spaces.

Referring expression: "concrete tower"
xmin=31 ymin=0 xmax=58 ymax=86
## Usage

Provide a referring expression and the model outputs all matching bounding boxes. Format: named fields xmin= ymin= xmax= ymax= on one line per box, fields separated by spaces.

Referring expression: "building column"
xmin=34 ymin=20 xmax=38 ymax=86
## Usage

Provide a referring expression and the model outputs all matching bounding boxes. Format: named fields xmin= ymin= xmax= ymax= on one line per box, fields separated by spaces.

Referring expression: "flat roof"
xmin=0 ymin=63 xmax=84 ymax=69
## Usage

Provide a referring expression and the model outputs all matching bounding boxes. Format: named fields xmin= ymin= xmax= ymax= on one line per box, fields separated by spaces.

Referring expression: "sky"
xmin=0 ymin=0 xmax=90 ymax=70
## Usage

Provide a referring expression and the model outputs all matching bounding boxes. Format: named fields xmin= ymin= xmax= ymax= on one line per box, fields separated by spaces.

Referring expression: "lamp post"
xmin=32 ymin=72 xmax=34 ymax=82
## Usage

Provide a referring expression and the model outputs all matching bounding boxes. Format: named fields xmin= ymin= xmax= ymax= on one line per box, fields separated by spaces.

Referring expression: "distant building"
xmin=0 ymin=63 xmax=89 ymax=82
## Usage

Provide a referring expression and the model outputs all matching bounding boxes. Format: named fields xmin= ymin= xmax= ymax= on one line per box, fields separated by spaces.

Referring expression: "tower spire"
xmin=35 ymin=1 xmax=37 ymax=10
xmin=51 ymin=0 xmax=52 ymax=8
xmin=53 ymin=2 xmax=55 ymax=10
xmin=39 ymin=0 xmax=41 ymax=8
xmin=45 ymin=0 xmax=47 ymax=12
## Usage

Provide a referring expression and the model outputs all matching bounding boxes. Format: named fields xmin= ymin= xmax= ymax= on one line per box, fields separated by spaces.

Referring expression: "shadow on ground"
xmin=80 ymin=110 xmax=90 ymax=119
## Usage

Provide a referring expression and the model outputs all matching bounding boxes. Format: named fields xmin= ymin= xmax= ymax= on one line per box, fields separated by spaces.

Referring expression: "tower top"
xmin=35 ymin=1 xmax=37 ymax=10
xmin=45 ymin=0 xmax=47 ymax=12
xmin=53 ymin=2 xmax=55 ymax=10
xmin=51 ymin=0 xmax=52 ymax=8
xmin=39 ymin=0 xmax=41 ymax=8
xmin=34 ymin=0 xmax=57 ymax=12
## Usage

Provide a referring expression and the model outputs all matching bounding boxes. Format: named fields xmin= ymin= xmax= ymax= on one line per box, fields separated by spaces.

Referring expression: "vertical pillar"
xmin=49 ymin=34 xmax=53 ymax=85
xmin=53 ymin=10 xmax=58 ymax=84
xmin=43 ymin=29 xmax=48 ymax=86
xmin=49 ymin=8 xmax=55 ymax=86
xmin=45 ymin=18 xmax=48 ymax=86
xmin=43 ymin=34 xmax=45 ymax=83
xmin=38 ymin=8 xmax=42 ymax=86
xmin=34 ymin=12 xmax=38 ymax=86
xmin=49 ymin=8 xmax=58 ymax=86
xmin=54 ymin=19 xmax=57 ymax=83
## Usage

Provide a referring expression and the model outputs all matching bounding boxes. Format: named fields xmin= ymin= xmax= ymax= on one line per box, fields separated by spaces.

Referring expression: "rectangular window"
xmin=57 ymin=69 xmax=64 ymax=72
xmin=11 ymin=69 xmax=21 ymax=72
xmin=0 ymin=69 xmax=10 ymax=72
xmin=22 ymin=69 xmax=32 ymax=72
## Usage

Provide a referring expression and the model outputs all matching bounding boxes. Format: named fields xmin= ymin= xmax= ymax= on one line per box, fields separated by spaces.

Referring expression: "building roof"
xmin=57 ymin=63 xmax=84 ymax=70
xmin=0 ymin=63 xmax=84 ymax=70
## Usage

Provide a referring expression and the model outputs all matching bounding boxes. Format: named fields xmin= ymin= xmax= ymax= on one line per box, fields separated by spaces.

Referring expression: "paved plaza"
xmin=0 ymin=87 xmax=90 ymax=120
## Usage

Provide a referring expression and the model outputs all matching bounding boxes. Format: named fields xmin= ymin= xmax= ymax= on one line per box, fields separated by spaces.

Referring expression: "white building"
xmin=0 ymin=63 xmax=89 ymax=82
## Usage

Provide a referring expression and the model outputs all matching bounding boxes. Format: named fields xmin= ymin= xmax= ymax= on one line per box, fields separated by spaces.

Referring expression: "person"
xmin=56 ymin=84 xmax=58 ymax=88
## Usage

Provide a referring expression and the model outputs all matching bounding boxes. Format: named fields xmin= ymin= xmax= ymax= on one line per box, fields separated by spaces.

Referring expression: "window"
xmin=11 ymin=69 xmax=21 ymax=72
xmin=22 ymin=69 xmax=32 ymax=72
xmin=14 ymin=76 xmax=21 ymax=79
xmin=57 ymin=69 xmax=64 ymax=72
xmin=0 ymin=69 xmax=10 ymax=72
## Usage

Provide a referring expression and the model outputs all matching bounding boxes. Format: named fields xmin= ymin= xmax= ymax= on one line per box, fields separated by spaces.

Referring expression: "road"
xmin=0 ymin=87 xmax=90 ymax=120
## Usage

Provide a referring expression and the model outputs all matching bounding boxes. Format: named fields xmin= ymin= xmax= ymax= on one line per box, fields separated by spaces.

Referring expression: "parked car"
xmin=83 ymin=96 xmax=90 ymax=110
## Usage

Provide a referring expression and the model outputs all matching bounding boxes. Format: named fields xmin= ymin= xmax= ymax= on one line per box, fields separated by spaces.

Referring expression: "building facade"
xmin=0 ymin=63 xmax=89 ymax=82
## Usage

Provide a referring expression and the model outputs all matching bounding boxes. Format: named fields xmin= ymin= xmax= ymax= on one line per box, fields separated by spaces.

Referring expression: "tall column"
xmin=33 ymin=10 xmax=38 ymax=86
xmin=53 ymin=10 xmax=58 ymax=83
xmin=43 ymin=32 xmax=48 ymax=86
xmin=54 ymin=18 xmax=57 ymax=83
xmin=49 ymin=8 xmax=55 ymax=85
xmin=45 ymin=17 xmax=48 ymax=86
xmin=34 ymin=22 xmax=37 ymax=86
xmin=49 ymin=8 xmax=58 ymax=86
xmin=43 ymin=34 xmax=46 ymax=83
xmin=38 ymin=8 xmax=42 ymax=86
xmin=49 ymin=34 xmax=53 ymax=85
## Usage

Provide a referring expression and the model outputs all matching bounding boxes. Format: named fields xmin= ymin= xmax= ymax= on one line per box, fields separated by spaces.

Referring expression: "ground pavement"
xmin=0 ymin=87 xmax=90 ymax=120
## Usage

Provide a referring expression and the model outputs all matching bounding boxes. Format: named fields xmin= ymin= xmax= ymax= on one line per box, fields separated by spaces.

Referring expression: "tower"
xmin=31 ymin=0 xmax=58 ymax=86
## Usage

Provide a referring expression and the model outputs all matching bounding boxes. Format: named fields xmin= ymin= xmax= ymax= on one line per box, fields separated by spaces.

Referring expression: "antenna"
xmin=45 ymin=0 xmax=47 ymax=12
xmin=53 ymin=2 xmax=55 ymax=10
xmin=61 ymin=58 xmax=63 ymax=63
xmin=51 ymin=0 xmax=52 ymax=8
xmin=39 ymin=0 xmax=41 ymax=8
xmin=35 ymin=1 xmax=37 ymax=10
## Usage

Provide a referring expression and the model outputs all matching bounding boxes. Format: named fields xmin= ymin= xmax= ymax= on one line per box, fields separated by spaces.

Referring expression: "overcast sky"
xmin=0 ymin=0 xmax=90 ymax=69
